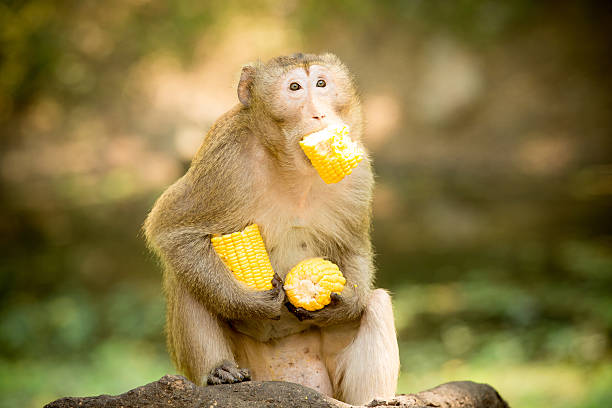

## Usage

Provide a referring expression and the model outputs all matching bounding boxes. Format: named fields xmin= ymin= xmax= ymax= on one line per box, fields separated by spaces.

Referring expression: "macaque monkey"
xmin=144 ymin=53 xmax=399 ymax=405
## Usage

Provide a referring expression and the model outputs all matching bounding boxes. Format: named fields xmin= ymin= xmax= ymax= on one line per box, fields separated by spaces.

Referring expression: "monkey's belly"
xmin=232 ymin=327 xmax=333 ymax=396
xmin=230 ymin=307 xmax=312 ymax=342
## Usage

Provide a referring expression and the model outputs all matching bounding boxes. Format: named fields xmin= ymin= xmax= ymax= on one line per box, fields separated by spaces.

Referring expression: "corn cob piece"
xmin=211 ymin=224 xmax=275 ymax=291
xmin=299 ymin=124 xmax=364 ymax=184
xmin=283 ymin=258 xmax=346 ymax=311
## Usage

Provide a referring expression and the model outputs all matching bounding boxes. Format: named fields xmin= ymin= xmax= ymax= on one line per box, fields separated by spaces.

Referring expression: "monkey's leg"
xmin=166 ymin=278 xmax=249 ymax=385
xmin=322 ymin=289 xmax=399 ymax=405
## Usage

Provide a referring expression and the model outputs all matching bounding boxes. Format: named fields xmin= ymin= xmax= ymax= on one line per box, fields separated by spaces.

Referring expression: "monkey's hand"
xmin=284 ymin=301 xmax=313 ymax=321
xmin=261 ymin=273 xmax=284 ymax=320
xmin=284 ymin=292 xmax=341 ymax=321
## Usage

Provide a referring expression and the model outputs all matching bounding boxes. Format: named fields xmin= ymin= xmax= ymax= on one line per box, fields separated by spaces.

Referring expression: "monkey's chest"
xmin=254 ymin=194 xmax=340 ymax=278
xmin=267 ymin=225 xmax=320 ymax=279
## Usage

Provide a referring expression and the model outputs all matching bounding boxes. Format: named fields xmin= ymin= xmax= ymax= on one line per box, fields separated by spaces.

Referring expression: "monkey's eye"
xmin=316 ymin=79 xmax=326 ymax=87
xmin=289 ymin=82 xmax=301 ymax=91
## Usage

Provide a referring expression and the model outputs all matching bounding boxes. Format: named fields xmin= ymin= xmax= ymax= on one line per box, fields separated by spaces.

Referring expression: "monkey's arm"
xmin=149 ymin=226 xmax=284 ymax=321
xmin=145 ymin=128 xmax=285 ymax=321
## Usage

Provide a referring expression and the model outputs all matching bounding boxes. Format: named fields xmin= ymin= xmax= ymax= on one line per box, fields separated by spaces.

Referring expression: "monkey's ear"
xmin=238 ymin=65 xmax=256 ymax=107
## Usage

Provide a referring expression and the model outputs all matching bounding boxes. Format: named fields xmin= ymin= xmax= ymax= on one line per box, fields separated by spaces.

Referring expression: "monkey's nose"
xmin=312 ymin=114 xmax=326 ymax=120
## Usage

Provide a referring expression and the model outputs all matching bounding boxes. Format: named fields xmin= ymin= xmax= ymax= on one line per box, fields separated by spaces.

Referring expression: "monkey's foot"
xmin=207 ymin=360 xmax=251 ymax=385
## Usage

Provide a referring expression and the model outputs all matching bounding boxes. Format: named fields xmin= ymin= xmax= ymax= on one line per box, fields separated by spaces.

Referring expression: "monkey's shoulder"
xmin=149 ymin=132 xmax=258 ymax=232
xmin=192 ymin=117 xmax=252 ymax=167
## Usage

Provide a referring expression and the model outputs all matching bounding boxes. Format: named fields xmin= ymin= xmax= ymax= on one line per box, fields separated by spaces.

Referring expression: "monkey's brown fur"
xmin=144 ymin=53 xmax=399 ymax=405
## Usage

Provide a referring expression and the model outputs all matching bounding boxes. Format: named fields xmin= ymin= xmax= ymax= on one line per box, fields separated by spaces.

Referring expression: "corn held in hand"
xmin=211 ymin=224 xmax=275 ymax=291
xmin=284 ymin=257 xmax=346 ymax=311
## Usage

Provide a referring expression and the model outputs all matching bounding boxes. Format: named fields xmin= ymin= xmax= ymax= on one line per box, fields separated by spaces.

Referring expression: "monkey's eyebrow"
xmin=278 ymin=62 xmax=325 ymax=75
xmin=280 ymin=67 xmax=306 ymax=76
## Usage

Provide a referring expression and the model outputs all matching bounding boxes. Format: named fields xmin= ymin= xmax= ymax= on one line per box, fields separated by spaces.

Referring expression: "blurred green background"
xmin=1 ymin=1 xmax=611 ymax=407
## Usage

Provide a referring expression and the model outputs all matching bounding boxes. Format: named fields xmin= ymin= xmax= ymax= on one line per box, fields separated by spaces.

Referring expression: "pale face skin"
xmin=279 ymin=65 xmax=342 ymax=129
xmin=271 ymin=67 xmax=343 ymax=131
xmin=263 ymin=64 xmax=348 ymax=167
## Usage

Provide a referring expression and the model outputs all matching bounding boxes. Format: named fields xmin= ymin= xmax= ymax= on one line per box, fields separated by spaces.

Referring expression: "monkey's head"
xmin=238 ymin=53 xmax=362 ymax=164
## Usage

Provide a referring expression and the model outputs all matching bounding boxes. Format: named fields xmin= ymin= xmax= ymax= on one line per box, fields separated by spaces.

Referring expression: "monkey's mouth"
xmin=299 ymin=124 xmax=351 ymax=155
xmin=298 ymin=124 xmax=363 ymax=183
xmin=299 ymin=125 xmax=328 ymax=143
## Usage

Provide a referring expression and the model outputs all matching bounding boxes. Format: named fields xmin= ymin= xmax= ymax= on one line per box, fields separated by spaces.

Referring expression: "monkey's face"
xmin=259 ymin=63 xmax=356 ymax=159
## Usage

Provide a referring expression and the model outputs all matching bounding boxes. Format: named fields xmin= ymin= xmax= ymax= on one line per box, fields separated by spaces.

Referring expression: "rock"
xmin=44 ymin=374 xmax=509 ymax=408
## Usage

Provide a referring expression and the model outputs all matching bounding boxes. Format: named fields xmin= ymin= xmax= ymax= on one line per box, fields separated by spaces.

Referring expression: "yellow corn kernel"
xmin=299 ymin=124 xmax=364 ymax=184
xmin=283 ymin=258 xmax=346 ymax=311
xmin=211 ymin=224 xmax=275 ymax=291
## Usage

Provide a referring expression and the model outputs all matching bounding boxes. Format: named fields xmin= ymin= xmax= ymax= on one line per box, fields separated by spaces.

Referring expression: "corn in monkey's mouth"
xmin=298 ymin=124 xmax=364 ymax=184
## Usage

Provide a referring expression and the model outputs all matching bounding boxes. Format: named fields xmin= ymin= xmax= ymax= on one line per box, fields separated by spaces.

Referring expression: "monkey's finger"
xmin=284 ymin=301 xmax=314 ymax=321
xmin=330 ymin=292 xmax=342 ymax=304
xmin=284 ymin=301 xmax=298 ymax=315
xmin=295 ymin=307 xmax=314 ymax=321
xmin=271 ymin=273 xmax=283 ymax=288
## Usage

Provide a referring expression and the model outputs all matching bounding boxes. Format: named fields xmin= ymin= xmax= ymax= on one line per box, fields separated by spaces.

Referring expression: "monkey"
xmin=143 ymin=53 xmax=399 ymax=405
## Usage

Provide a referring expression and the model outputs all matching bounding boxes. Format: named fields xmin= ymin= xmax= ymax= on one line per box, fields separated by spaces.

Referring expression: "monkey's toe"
xmin=207 ymin=360 xmax=251 ymax=385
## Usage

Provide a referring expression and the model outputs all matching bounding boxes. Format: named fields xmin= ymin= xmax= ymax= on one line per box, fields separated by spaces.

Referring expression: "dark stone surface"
xmin=368 ymin=380 xmax=510 ymax=407
xmin=44 ymin=375 xmax=336 ymax=408
xmin=44 ymin=375 xmax=510 ymax=408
